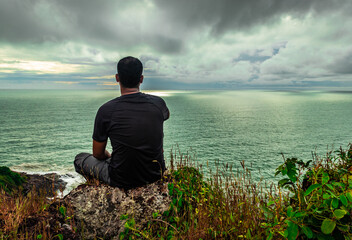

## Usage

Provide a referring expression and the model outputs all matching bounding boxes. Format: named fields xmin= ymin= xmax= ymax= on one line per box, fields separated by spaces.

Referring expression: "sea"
xmin=0 ymin=89 xmax=351 ymax=194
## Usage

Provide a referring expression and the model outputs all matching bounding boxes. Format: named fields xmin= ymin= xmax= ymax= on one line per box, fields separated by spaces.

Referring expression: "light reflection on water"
xmin=0 ymin=90 xmax=351 ymax=184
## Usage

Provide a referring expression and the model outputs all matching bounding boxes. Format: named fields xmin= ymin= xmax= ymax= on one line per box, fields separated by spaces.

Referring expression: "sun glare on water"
xmin=146 ymin=91 xmax=170 ymax=97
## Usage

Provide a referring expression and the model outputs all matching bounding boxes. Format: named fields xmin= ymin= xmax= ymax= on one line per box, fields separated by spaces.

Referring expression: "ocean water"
xmin=0 ymin=90 xmax=351 ymax=190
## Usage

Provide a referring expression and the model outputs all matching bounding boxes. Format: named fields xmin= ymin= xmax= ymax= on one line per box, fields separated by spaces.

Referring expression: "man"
xmin=74 ymin=56 xmax=169 ymax=189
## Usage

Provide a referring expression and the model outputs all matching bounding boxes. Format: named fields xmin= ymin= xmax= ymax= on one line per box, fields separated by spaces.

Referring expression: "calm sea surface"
xmin=0 ymin=90 xmax=351 ymax=188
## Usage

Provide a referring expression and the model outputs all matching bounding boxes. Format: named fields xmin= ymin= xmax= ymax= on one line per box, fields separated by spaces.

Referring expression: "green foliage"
xmin=119 ymin=214 xmax=146 ymax=240
xmin=59 ymin=205 xmax=66 ymax=218
xmin=0 ymin=166 xmax=26 ymax=193
xmin=119 ymin=151 xmax=273 ymax=239
xmin=275 ymin=144 xmax=352 ymax=239
xmin=54 ymin=233 xmax=64 ymax=240
xmin=0 ymin=174 xmax=76 ymax=239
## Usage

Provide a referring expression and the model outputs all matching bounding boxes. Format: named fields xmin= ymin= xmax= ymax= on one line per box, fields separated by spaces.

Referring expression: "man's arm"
xmin=93 ymin=139 xmax=111 ymax=160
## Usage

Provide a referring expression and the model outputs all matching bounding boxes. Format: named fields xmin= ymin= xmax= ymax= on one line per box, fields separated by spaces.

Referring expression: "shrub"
xmin=275 ymin=144 xmax=352 ymax=239
xmin=0 ymin=166 xmax=25 ymax=193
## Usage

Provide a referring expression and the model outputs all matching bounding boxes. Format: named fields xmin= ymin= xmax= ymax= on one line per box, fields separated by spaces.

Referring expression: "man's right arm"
xmin=93 ymin=139 xmax=111 ymax=160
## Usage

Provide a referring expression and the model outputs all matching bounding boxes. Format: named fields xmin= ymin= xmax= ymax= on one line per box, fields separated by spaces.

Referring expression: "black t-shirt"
xmin=93 ymin=92 xmax=169 ymax=188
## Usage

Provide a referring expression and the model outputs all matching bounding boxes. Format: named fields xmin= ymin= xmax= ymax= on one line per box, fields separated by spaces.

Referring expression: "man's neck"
xmin=120 ymin=87 xmax=140 ymax=96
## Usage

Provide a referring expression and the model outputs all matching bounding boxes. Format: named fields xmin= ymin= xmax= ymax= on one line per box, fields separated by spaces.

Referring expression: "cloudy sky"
xmin=0 ymin=0 xmax=351 ymax=90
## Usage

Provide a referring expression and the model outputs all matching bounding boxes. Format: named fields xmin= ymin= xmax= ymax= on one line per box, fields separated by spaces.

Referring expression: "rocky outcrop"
xmin=1 ymin=168 xmax=171 ymax=239
xmin=21 ymin=172 xmax=67 ymax=196
xmin=64 ymin=180 xmax=171 ymax=240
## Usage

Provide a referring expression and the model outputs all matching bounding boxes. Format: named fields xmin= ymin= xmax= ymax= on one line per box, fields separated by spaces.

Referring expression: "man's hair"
xmin=117 ymin=56 xmax=143 ymax=88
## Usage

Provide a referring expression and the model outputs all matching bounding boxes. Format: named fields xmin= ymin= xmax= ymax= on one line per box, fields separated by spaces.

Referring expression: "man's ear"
xmin=115 ymin=74 xmax=119 ymax=83
xmin=140 ymin=75 xmax=144 ymax=84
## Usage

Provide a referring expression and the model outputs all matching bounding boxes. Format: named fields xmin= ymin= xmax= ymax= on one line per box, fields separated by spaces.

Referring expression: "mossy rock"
xmin=0 ymin=166 xmax=26 ymax=193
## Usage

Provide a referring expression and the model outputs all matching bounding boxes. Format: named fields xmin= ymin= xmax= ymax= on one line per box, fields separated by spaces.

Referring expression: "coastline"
xmin=7 ymin=167 xmax=84 ymax=197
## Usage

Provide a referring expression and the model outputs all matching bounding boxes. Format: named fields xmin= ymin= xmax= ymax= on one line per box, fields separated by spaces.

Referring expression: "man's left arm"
xmin=93 ymin=139 xmax=111 ymax=160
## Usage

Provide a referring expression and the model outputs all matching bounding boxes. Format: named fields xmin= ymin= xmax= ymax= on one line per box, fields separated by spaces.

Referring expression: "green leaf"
xmin=304 ymin=183 xmax=322 ymax=196
xmin=326 ymin=190 xmax=337 ymax=198
xmin=321 ymin=219 xmax=336 ymax=235
xmin=37 ymin=234 xmax=42 ymax=239
xmin=287 ymin=221 xmax=299 ymax=240
xmin=332 ymin=181 xmax=345 ymax=189
xmin=287 ymin=162 xmax=297 ymax=183
xmin=287 ymin=206 xmax=294 ymax=217
xmin=130 ymin=218 xmax=135 ymax=226
xmin=246 ymin=229 xmax=252 ymax=239
xmin=322 ymin=172 xmax=329 ymax=185
xmin=230 ymin=213 xmax=234 ymax=222
xmin=266 ymin=232 xmax=273 ymax=240
xmin=55 ymin=234 xmax=63 ymax=240
xmin=178 ymin=197 xmax=183 ymax=208
xmin=326 ymin=184 xmax=334 ymax=191
xmin=278 ymin=178 xmax=291 ymax=187
xmin=152 ymin=212 xmax=159 ymax=218
xmin=323 ymin=193 xmax=330 ymax=199
xmin=333 ymin=209 xmax=347 ymax=219
xmin=59 ymin=206 xmax=66 ymax=218
xmin=163 ymin=210 xmax=170 ymax=217
xmin=332 ymin=198 xmax=339 ymax=209
xmin=301 ymin=225 xmax=314 ymax=239
xmin=267 ymin=200 xmax=275 ymax=206
xmin=120 ymin=214 xmax=129 ymax=220
xmin=347 ymin=192 xmax=352 ymax=202
xmin=340 ymin=195 xmax=348 ymax=206
xmin=294 ymin=211 xmax=306 ymax=218
xmin=282 ymin=168 xmax=288 ymax=176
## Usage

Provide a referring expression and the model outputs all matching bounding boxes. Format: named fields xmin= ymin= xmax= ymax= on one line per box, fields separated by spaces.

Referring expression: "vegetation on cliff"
xmin=0 ymin=171 xmax=77 ymax=239
xmin=0 ymin=166 xmax=25 ymax=193
xmin=122 ymin=144 xmax=352 ymax=239
xmin=1 ymin=144 xmax=352 ymax=239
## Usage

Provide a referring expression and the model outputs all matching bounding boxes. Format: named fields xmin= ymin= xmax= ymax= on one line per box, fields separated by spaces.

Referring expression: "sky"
xmin=0 ymin=0 xmax=352 ymax=90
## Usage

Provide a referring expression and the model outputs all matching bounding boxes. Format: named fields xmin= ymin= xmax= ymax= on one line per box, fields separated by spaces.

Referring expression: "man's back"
xmin=74 ymin=56 xmax=169 ymax=189
xmin=93 ymin=92 xmax=169 ymax=188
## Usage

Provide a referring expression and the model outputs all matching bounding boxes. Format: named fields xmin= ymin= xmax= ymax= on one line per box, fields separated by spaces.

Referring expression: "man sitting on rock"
xmin=74 ymin=56 xmax=169 ymax=189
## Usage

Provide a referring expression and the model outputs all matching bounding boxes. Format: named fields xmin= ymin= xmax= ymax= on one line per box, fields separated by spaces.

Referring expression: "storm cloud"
xmin=0 ymin=0 xmax=351 ymax=89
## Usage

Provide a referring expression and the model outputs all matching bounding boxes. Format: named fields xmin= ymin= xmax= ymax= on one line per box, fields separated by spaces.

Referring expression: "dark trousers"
xmin=74 ymin=152 xmax=111 ymax=185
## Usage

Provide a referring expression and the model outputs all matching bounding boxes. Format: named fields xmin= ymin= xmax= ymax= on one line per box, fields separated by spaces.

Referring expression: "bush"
xmin=274 ymin=144 xmax=352 ymax=239
xmin=0 ymin=166 xmax=25 ymax=193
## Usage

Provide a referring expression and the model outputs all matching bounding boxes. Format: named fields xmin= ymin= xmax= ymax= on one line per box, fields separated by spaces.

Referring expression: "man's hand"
xmin=93 ymin=139 xmax=111 ymax=160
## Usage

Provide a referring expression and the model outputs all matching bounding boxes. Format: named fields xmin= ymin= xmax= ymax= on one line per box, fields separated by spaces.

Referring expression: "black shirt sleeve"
xmin=160 ymin=98 xmax=170 ymax=121
xmin=92 ymin=105 xmax=110 ymax=142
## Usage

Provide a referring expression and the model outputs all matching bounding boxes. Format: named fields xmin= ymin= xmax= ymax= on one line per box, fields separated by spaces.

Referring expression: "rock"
xmin=0 ymin=166 xmax=67 ymax=196
xmin=21 ymin=172 xmax=67 ymax=196
xmin=65 ymin=180 xmax=171 ymax=240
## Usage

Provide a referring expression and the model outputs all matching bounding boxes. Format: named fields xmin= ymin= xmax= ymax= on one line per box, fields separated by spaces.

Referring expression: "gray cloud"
xmin=1 ymin=0 xmax=352 ymax=89
xmin=154 ymin=0 xmax=352 ymax=36
xmin=0 ymin=0 xmax=182 ymax=53
xmin=2 ymin=0 xmax=349 ymax=51
xmin=331 ymin=50 xmax=352 ymax=74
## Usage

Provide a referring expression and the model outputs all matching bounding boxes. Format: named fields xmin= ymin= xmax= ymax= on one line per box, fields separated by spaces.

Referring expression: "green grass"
xmin=0 ymin=168 xmax=75 ymax=239
xmin=0 ymin=166 xmax=25 ymax=193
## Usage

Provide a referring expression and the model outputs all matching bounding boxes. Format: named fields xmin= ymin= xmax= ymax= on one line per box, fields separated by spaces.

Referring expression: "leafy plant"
xmin=276 ymin=144 xmax=352 ymax=239
xmin=0 ymin=166 xmax=26 ymax=193
xmin=59 ymin=205 xmax=66 ymax=218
